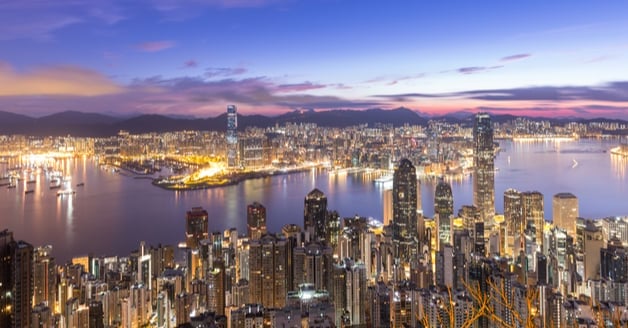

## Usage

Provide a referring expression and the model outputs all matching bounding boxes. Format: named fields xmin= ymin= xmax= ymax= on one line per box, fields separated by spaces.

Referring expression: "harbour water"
xmin=1 ymin=138 xmax=627 ymax=262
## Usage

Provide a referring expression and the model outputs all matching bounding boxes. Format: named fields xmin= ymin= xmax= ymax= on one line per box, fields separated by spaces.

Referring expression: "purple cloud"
xmin=500 ymin=54 xmax=532 ymax=62
xmin=183 ymin=60 xmax=198 ymax=68
xmin=205 ymin=67 xmax=248 ymax=78
xmin=457 ymin=66 xmax=503 ymax=74
xmin=135 ymin=41 xmax=176 ymax=52
xmin=274 ymin=82 xmax=326 ymax=93
xmin=374 ymin=81 xmax=628 ymax=103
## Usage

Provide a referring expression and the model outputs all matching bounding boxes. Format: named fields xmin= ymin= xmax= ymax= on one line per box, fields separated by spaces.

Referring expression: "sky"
xmin=0 ymin=1 xmax=628 ymax=119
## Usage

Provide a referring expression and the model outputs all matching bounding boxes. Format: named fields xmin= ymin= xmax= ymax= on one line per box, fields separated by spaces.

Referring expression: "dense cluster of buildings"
xmin=2 ymin=112 xmax=628 ymax=327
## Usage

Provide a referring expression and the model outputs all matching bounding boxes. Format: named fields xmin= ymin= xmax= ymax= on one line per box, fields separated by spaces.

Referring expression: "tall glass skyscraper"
xmin=392 ymin=159 xmax=417 ymax=261
xmin=304 ymin=188 xmax=328 ymax=242
xmin=473 ymin=113 xmax=495 ymax=226
xmin=435 ymin=178 xmax=453 ymax=248
xmin=226 ymin=105 xmax=238 ymax=167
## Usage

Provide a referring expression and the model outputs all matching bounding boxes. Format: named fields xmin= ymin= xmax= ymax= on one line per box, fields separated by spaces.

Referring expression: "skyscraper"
xmin=473 ymin=113 xmax=495 ymax=226
xmin=504 ymin=188 xmax=523 ymax=255
xmin=383 ymin=189 xmax=393 ymax=226
xmin=392 ymin=159 xmax=418 ymax=261
xmin=248 ymin=234 xmax=289 ymax=309
xmin=226 ymin=105 xmax=238 ymax=167
xmin=435 ymin=178 xmax=454 ymax=248
xmin=0 ymin=230 xmax=33 ymax=328
xmin=247 ymin=202 xmax=267 ymax=239
xmin=553 ymin=193 xmax=579 ymax=238
xmin=521 ymin=191 xmax=544 ymax=246
xmin=185 ymin=207 xmax=209 ymax=249
xmin=304 ymin=188 xmax=328 ymax=242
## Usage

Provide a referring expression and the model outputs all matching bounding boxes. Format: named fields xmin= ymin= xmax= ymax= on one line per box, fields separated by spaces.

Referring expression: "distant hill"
xmin=0 ymin=108 xmax=625 ymax=137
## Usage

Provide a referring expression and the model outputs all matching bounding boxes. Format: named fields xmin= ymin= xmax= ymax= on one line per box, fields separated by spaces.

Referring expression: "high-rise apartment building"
xmin=249 ymin=234 xmax=289 ymax=309
xmin=247 ymin=202 xmax=267 ymax=239
xmin=392 ymin=159 xmax=418 ymax=261
xmin=553 ymin=193 xmax=579 ymax=238
xmin=185 ymin=207 xmax=209 ymax=249
xmin=473 ymin=113 xmax=495 ymax=226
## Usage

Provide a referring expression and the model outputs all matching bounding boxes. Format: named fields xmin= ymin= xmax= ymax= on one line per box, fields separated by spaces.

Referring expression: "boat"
xmin=26 ymin=180 xmax=36 ymax=184
xmin=25 ymin=190 xmax=34 ymax=194
xmin=76 ymin=182 xmax=85 ymax=187
xmin=57 ymin=190 xmax=76 ymax=196
xmin=572 ymin=159 xmax=578 ymax=168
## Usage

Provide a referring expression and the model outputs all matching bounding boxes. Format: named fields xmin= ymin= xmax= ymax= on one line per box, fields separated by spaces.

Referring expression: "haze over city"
xmin=1 ymin=1 xmax=628 ymax=118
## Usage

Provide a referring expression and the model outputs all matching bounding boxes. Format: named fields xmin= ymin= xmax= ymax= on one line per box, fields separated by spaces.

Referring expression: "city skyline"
xmin=1 ymin=1 xmax=628 ymax=119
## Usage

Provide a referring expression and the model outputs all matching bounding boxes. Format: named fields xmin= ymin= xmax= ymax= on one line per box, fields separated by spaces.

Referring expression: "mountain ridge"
xmin=0 ymin=109 xmax=625 ymax=137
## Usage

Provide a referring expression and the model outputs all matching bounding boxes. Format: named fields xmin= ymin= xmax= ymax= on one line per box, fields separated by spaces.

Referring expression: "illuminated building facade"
xmin=553 ymin=192 xmax=579 ymax=238
xmin=247 ymin=202 xmax=267 ymax=239
xmin=435 ymin=178 xmax=454 ymax=248
xmin=392 ymin=159 xmax=418 ymax=261
xmin=304 ymin=188 xmax=328 ymax=242
xmin=504 ymin=188 xmax=523 ymax=254
xmin=226 ymin=105 xmax=238 ymax=167
xmin=473 ymin=113 xmax=495 ymax=226
xmin=521 ymin=191 xmax=545 ymax=246
xmin=185 ymin=207 xmax=208 ymax=249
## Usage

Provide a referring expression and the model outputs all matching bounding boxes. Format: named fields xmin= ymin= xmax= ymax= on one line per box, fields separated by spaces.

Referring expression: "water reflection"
xmin=1 ymin=139 xmax=627 ymax=262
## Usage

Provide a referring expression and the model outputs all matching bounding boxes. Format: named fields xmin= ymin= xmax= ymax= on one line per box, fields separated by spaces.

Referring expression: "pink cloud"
xmin=135 ymin=40 xmax=175 ymax=52
xmin=183 ymin=59 xmax=198 ymax=68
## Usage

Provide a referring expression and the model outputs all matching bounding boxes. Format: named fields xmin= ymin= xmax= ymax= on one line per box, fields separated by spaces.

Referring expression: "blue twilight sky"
xmin=0 ymin=0 xmax=627 ymax=118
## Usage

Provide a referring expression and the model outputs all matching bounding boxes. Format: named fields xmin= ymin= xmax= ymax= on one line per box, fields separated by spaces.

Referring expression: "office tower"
xmin=247 ymin=202 xmax=267 ymax=239
xmin=521 ymin=191 xmax=544 ymax=246
xmin=185 ymin=207 xmax=208 ymax=249
xmin=249 ymin=234 xmax=289 ymax=308
xmin=392 ymin=159 xmax=418 ymax=261
xmin=33 ymin=245 xmax=56 ymax=309
xmin=473 ymin=113 xmax=495 ymax=226
xmin=453 ymin=229 xmax=472 ymax=290
xmin=383 ymin=189 xmax=393 ymax=226
xmin=226 ymin=104 xmax=238 ymax=167
xmin=332 ymin=258 xmax=367 ymax=327
xmin=1 ymin=230 xmax=34 ymax=328
xmin=553 ymin=193 xmax=579 ymax=237
xmin=504 ymin=188 xmax=523 ymax=255
xmin=435 ymin=178 xmax=454 ymax=248
xmin=304 ymin=188 xmax=328 ymax=242
xmin=458 ymin=205 xmax=481 ymax=234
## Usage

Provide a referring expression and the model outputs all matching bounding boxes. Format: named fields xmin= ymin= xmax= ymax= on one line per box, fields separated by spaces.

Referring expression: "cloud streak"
xmin=205 ymin=67 xmax=248 ymax=78
xmin=500 ymin=53 xmax=532 ymax=62
xmin=375 ymin=81 xmax=628 ymax=103
xmin=135 ymin=40 xmax=176 ymax=52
